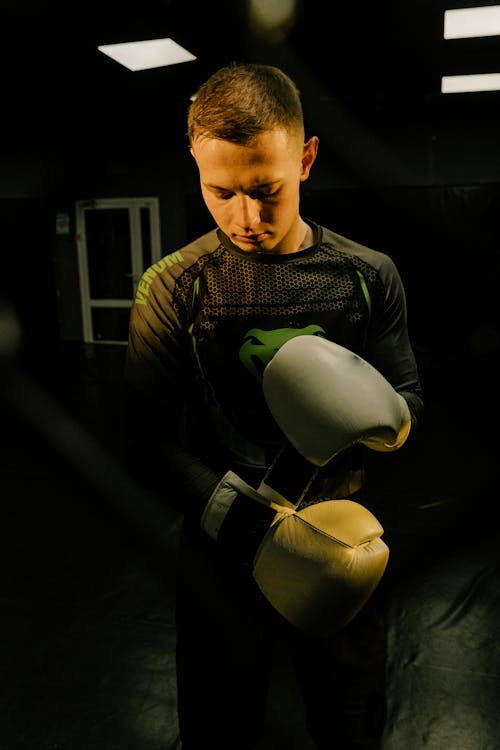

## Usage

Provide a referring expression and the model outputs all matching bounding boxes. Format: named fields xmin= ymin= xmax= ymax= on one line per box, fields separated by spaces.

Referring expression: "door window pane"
xmin=140 ymin=206 xmax=152 ymax=269
xmin=85 ymin=208 xmax=133 ymax=299
xmin=91 ymin=307 xmax=131 ymax=342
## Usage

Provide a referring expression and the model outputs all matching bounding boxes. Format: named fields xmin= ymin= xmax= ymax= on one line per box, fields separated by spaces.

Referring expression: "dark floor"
xmin=1 ymin=340 xmax=499 ymax=750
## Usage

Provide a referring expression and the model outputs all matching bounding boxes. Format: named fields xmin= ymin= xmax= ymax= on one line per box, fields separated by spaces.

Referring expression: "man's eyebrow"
xmin=203 ymin=182 xmax=230 ymax=190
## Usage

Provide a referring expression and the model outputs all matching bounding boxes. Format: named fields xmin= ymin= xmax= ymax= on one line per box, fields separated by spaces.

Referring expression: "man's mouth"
xmin=234 ymin=233 xmax=267 ymax=244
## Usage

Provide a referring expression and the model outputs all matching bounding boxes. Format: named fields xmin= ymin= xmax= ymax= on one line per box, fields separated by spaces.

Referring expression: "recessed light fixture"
xmin=444 ymin=5 xmax=500 ymax=39
xmin=98 ymin=38 xmax=196 ymax=71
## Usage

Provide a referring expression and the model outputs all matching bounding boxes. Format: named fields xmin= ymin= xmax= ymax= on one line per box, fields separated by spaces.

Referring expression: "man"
xmin=125 ymin=62 xmax=423 ymax=749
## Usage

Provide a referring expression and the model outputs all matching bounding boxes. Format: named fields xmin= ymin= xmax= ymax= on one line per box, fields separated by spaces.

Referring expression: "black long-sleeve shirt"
xmin=125 ymin=222 xmax=423 ymax=522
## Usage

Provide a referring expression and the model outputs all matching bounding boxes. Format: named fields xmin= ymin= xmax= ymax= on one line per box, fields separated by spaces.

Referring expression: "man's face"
xmin=190 ymin=128 xmax=317 ymax=255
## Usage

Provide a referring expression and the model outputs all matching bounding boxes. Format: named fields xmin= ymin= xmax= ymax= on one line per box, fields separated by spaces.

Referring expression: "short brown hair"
xmin=187 ymin=62 xmax=304 ymax=146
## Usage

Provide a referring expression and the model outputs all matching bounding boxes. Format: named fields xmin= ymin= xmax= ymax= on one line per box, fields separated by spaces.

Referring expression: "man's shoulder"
xmin=148 ymin=227 xmax=221 ymax=276
xmin=161 ymin=228 xmax=221 ymax=270
xmin=320 ymin=225 xmax=395 ymax=273
xmin=133 ymin=229 xmax=220 ymax=306
xmin=180 ymin=228 xmax=221 ymax=259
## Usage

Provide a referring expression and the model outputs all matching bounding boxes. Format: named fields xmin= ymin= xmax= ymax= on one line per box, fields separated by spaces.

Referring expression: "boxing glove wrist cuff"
xmin=201 ymin=471 xmax=278 ymax=555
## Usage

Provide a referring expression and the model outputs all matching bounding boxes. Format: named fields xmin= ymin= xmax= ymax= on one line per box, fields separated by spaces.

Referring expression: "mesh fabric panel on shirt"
xmin=173 ymin=241 xmax=382 ymax=333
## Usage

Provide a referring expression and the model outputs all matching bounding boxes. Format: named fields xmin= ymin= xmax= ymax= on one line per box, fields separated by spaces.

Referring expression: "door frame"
xmin=75 ymin=196 xmax=161 ymax=344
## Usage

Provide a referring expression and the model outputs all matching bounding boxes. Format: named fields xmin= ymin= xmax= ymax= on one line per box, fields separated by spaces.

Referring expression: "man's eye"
xmin=251 ymin=189 xmax=278 ymax=200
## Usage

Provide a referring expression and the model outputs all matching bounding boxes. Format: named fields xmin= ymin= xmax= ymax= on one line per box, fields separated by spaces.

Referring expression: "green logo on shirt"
xmin=239 ymin=325 xmax=326 ymax=380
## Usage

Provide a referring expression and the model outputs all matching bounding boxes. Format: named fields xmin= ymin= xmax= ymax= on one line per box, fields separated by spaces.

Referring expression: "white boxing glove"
xmin=262 ymin=335 xmax=411 ymax=467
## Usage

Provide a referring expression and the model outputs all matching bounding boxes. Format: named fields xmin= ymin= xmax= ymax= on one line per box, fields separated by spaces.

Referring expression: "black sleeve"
xmin=398 ymin=389 xmax=424 ymax=428
xmin=124 ymin=268 xmax=223 ymax=526
xmin=124 ymin=381 xmax=220 ymax=525
xmin=364 ymin=255 xmax=424 ymax=431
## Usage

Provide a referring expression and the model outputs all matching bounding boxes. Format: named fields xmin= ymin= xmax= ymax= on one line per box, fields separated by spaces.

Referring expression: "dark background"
xmin=0 ymin=1 xmax=499 ymax=748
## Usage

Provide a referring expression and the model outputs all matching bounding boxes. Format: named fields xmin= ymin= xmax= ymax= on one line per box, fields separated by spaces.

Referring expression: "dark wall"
xmin=0 ymin=198 xmax=60 ymax=372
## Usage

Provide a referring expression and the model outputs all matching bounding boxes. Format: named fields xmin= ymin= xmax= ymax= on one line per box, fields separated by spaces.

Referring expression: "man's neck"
xmin=296 ymin=222 xmax=316 ymax=251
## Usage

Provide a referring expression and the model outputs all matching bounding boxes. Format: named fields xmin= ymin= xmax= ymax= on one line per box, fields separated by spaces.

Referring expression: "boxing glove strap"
xmin=258 ymin=441 xmax=318 ymax=508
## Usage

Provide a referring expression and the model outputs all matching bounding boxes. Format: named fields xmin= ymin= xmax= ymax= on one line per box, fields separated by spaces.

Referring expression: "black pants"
xmin=175 ymin=527 xmax=387 ymax=750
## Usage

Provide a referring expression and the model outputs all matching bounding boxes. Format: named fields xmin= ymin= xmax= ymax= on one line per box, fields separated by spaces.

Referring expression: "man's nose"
xmin=235 ymin=194 xmax=261 ymax=229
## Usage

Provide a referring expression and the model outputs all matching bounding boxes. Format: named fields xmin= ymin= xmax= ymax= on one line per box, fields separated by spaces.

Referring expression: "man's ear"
xmin=300 ymin=136 xmax=319 ymax=182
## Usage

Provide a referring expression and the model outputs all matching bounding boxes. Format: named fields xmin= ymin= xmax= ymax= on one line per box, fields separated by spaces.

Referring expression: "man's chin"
xmin=234 ymin=239 xmax=283 ymax=255
xmin=232 ymin=241 xmax=270 ymax=255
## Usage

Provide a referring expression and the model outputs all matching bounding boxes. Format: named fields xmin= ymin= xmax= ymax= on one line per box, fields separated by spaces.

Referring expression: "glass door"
xmin=76 ymin=197 xmax=161 ymax=343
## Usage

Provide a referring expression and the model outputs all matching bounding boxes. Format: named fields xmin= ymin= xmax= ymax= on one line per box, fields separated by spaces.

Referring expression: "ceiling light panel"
xmin=441 ymin=72 xmax=500 ymax=93
xmin=98 ymin=38 xmax=196 ymax=71
xmin=444 ymin=5 xmax=500 ymax=39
